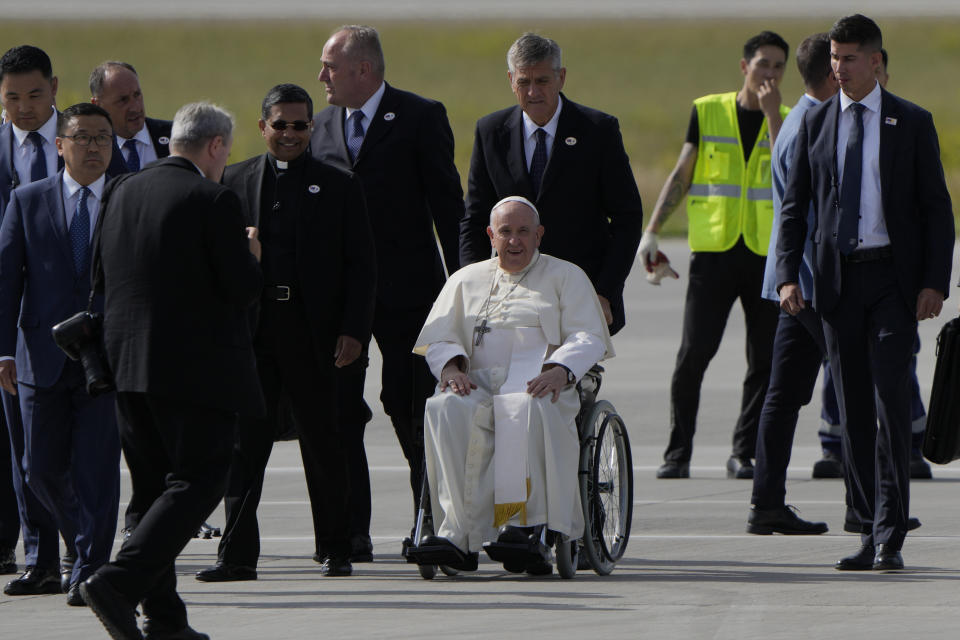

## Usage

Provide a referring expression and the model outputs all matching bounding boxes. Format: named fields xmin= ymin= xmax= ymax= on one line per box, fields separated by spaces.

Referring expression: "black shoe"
xmin=835 ymin=544 xmax=876 ymax=570
xmin=910 ymin=453 xmax=933 ymax=479
xmin=80 ymin=573 xmax=143 ymax=640
xmin=747 ymin=505 xmax=828 ymax=535
xmin=195 ymin=562 xmax=257 ymax=582
xmin=726 ymin=456 xmax=754 ymax=479
xmin=349 ymin=534 xmax=374 ymax=563
xmin=142 ymin=621 xmax=209 ymax=640
xmin=61 ymin=556 xmax=75 ymax=593
xmin=842 ymin=507 xmax=922 ymax=533
xmin=319 ymin=555 xmax=352 ymax=577
xmin=3 ymin=566 xmax=62 ymax=595
xmin=656 ymin=461 xmax=689 ymax=479
xmin=873 ymin=543 xmax=904 ymax=570
xmin=66 ymin=583 xmax=86 ymax=607
xmin=0 ymin=547 xmax=16 ymax=574
xmin=812 ymin=451 xmax=844 ymax=478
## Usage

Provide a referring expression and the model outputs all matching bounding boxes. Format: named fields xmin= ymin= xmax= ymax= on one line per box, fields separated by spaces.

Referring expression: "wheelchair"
xmin=403 ymin=365 xmax=633 ymax=578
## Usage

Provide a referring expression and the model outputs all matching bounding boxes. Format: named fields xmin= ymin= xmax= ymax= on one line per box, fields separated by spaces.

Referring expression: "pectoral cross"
xmin=473 ymin=319 xmax=491 ymax=346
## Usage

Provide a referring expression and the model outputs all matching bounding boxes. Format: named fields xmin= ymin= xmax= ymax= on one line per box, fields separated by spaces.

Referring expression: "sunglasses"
xmin=268 ymin=120 xmax=311 ymax=131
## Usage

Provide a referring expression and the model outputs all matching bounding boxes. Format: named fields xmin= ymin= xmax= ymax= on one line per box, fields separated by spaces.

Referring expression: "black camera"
xmin=51 ymin=311 xmax=114 ymax=397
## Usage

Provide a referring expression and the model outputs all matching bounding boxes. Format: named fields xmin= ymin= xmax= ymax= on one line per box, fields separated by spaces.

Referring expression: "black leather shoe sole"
xmin=81 ymin=575 xmax=143 ymax=640
xmin=195 ymin=565 xmax=256 ymax=582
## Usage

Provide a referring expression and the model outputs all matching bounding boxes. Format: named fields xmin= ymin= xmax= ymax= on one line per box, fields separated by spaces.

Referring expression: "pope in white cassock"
xmin=412 ymin=196 xmax=614 ymax=572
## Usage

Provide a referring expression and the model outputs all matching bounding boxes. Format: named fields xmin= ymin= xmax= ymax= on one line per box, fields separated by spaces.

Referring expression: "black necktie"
xmin=529 ymin=128 xmax=547 ymax=195
xmin=124 ymin=138 xmax=141 ymax=172
xmin=837 ymin=103 xmax=865 ymax=255
xmin=27 ymin=131 xmax=47 ymax=182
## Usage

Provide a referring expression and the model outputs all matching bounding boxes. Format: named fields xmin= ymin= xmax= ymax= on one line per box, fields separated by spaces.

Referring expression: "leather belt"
xmin=263 ymin=285 xmax=293 ymax=302
xmin=843 ymin=245 xmax=893 ymax=263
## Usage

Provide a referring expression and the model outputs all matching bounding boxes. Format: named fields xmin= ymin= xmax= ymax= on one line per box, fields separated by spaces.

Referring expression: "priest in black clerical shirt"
xmin=197 ymin=84 xmax=376 ymax=580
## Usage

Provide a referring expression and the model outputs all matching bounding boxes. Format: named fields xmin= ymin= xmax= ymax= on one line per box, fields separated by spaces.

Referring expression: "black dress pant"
xmin=217 ymin=299 xmax=350 ymax=565
xmin=98 ymin=392 xmax=236 ymax=628
xmin=751 ymin=307 xmax=825 ymax=508
xmin=822 ymin=257 xmax=916 ymax=550
xmin=664 ymin=239 xmax=779 ymax=463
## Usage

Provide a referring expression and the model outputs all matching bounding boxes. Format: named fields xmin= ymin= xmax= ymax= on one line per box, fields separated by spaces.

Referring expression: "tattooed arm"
xmin=646 ymin=142 xmax=697 ymax=234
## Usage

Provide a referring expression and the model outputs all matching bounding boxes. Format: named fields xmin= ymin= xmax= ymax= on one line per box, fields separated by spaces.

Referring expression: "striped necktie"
xmin=346 ymin=111 xmax=364 ymax=163
xmin=69 ymin=187 xmax=91 ymax=275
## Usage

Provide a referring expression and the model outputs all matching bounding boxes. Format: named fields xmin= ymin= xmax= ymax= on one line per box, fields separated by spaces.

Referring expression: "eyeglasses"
xmin=268 ymin=120 xmax=312 ymax=132
xmin=61 ymin=133 xmax=113 ymax=147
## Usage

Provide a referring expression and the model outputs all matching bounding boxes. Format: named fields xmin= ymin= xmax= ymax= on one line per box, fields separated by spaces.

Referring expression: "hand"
xmin=637 ymin=231 xmax=659 ymax=272
xmin=917 ymin=288 xmax=944 ymax=321
xmin=440 ymin=364 xmax=476 ymax=396
xmin=334 ymin=335 xmax=362 ymax=368
xmin=757 ymin=78 xmax=782 ymax=117
xmin=778 ymin=283 xmax=805 ymax=316
xmin=597 ymin=295 xmax=614 ymax=326
xmin=0 ymin=360 xmax=17 ymax=395
xmin=526 ymin=365 xmax=570 ymax=403
xmin=246 ymin=227 xmax=261 ymax=262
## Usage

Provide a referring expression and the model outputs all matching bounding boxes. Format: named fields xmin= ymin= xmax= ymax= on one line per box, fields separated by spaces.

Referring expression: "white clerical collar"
xmin=62 ymin=169 xmax=106 ymax=201
xmin=117 ymin=124 xmax=153 ymax=148
xmin=521 ymin=97 xmax=562 ymax=142
xmin=12 ymin=106 xmax=57 ymax=147
xmin=840 ymin=80 xmax=881 ymax=114
xmin=345 ymin=81 xmax=386 ymax=125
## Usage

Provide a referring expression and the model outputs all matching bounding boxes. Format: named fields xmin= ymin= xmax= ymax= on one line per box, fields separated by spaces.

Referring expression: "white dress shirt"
xmin=837 ymin=81 xmax=888 ymax=249
xmin=117 ymin=124 xmax=159 ymax=168
xmin=521 ymin=96 xmax=563 ymax=171
xmin=10 ymin=107 xmax=58 ymax=185
xmin=344 ymin=81 xmax=386 ymax=139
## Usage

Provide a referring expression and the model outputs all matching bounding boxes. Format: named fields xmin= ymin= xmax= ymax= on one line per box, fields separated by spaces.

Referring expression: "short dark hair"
xmin=880 ymin=48 xmax=888 ymax=69
xmin=89 ymin=61 xmax=137 ymax=97
xmin=796 ymin=33 xmax=832 ymax=90
xmin=829 ymin=14 xmax=882 ymax=53
xmin=261 ymin=83 xmax=313 ymax=121
xmin=57 ymin=103 xmax=112 ymax=136
xmin=743 ymin=31 xmax=789 ymax=62
xmin=0 ymin=45 xmax=53 ymax=85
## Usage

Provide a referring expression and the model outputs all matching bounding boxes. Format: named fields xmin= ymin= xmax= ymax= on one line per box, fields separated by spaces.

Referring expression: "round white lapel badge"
xmin=158 ymin=136 xmax=170 ymax=145
xmin=384 ymin=112 xmax=396 ymax=121
xmin=565 ymin=137 xmax=577 ymax=146
xmin=308 ymin=185 xmax=320 ymax=194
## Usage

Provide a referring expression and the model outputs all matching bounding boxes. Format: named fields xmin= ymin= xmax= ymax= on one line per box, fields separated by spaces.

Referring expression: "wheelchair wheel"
xmin=418 ymin=563 xmax=437 ymax=580
xmin=579 ymin=400 xmax=633 ymax=576
xmin=555 ymin=537 xmax=578 ymax=579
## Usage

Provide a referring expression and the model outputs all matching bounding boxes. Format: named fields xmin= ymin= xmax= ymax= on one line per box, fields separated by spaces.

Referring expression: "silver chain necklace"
xmin=473 ymin=254 xmax=540 ymax=347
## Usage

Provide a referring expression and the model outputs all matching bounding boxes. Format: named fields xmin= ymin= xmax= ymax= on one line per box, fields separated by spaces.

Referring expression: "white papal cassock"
xmin=413 ymin=251 xmax=614 ymax=553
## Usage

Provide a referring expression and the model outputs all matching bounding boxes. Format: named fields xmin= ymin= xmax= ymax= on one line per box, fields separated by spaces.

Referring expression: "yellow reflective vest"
xmin=686 ymin=92 xmax=790 ymax=255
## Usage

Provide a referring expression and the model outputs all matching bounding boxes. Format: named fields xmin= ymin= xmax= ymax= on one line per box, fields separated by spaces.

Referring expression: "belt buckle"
xmin=276 ymin=285 xmax=290 ymax=302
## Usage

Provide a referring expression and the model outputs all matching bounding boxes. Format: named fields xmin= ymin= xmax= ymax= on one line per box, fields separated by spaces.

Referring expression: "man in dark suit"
xmin=90 ymin=61 xmax=171 ymax=177
xmin=81 ymin=102 xmax=263 ymax=640
xmin=196 ymin=84 xmax=374 ymax=582
xmin=459 ymin=32 xmax=643 ymax=336
xmin=0 ymin=44 xmax=74 ymax=598
xmin=0 ymin=103 xmax=121 ymax=607
xmin=777 ymin=14 xmax=954 ymax=571
xmin=311 ymin=24 xmax=463 ymax=560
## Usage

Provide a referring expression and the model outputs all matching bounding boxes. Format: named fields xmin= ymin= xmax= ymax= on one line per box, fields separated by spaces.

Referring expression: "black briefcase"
xmin=923 ymin=317 xmax=960 ymax=464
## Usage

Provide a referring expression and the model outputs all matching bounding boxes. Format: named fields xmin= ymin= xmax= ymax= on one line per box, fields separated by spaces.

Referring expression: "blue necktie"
xmin=346 ymin=111 xmax=364 ymax=163
xmin=837 ymin=103 xmax=865 ymax=255
xmin=70 ymin=187 xmax=91 ymax=275
xmin=123 ymin=138 xmax=141 ymax=172
xmin=27 ymin=131 xmax=47 ymax=182
xmin=529 ymin=128 xmax=547 ymax=195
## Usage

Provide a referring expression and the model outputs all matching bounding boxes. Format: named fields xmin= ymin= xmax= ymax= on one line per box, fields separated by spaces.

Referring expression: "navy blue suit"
xmin=0 ymin=122 xmax=67 ymax=571
xmin=104 ymin=117 xmax=172 ymax=178
xmin=0 ymin=171 xmax=120 ymax=585
xmin=777 ymin=88 xmax=954 ymax=550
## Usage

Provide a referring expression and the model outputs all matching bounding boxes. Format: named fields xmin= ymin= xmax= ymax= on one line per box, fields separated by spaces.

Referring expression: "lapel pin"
xmin=884 ymin=117 xmax=897 ymax=126
xmin=565 ymin=136 xmax=577 ymax=146
xmin=384 ymin=112 xmax=396 ymax=121
xmin=308 ymin=185 xmax=320 ymax=194
xmin=158 ymin=136 xmax=170 ymax=145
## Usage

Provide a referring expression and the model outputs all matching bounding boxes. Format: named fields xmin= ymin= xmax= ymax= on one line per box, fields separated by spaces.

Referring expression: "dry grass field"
xmin=3 ymin=18 xmax=960 ymax=233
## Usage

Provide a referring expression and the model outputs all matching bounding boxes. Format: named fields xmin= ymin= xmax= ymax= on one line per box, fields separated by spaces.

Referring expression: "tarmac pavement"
xmin=2 ymin=239 xmax=960 ymax=639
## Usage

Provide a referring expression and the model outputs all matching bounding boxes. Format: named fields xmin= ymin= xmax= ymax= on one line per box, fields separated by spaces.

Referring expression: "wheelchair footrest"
xmin=407 ymin=537 xmax=479 ymax=571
